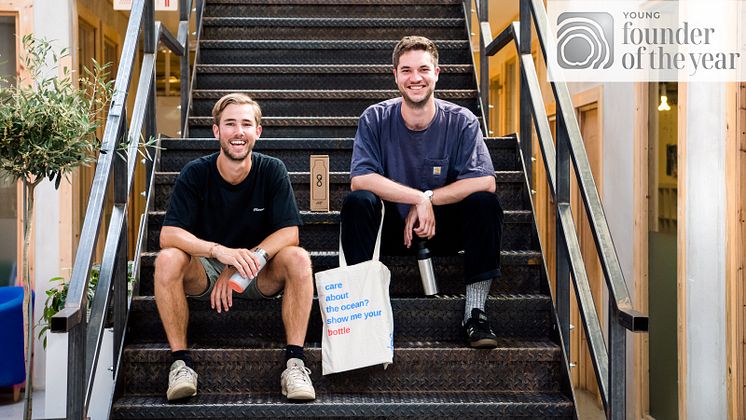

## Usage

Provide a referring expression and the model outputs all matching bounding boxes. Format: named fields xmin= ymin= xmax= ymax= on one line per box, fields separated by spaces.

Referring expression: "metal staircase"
xmin=53 ymin=0 xmax=676 ymax=418
xmin=109 ymin=0 xmax=576 ymax=417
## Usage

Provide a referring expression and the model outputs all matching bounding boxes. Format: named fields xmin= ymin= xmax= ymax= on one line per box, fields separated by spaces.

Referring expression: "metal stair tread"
xmin=199 ymin=39 xmax=470 ymax=49
xmin=140 ymin=249 xmax=543 ymax=264
xmin=190 ymin=116 xmax=360 ymax=126
xmin=111 ymin=391 xmax=574 ymax=417
xmin=123 ymin=338 xmax=560 ymax=352
xmin=196 ymin=64 xmax=472 ymax=74
xmin=158 ymin=136 xmax=516 ymax=149
xmin=155 ymin=170 xmax=525 ymax=182
xmin=206 ymin=0 xmax=463 ymax=4
xmin=203 ymin=17 xmax=464 ymax=27
xmin=191 ymin=89 xmax=477 ymax=99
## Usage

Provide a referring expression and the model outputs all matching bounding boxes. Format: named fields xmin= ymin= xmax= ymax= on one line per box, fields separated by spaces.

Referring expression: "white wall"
xmin=31 ymin=0 xmax=75 ymax=390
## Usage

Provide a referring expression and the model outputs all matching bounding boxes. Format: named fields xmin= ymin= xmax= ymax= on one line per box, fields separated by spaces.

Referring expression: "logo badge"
xmin=557 ymin=12 xmax=614 ymax=69
xmin=432 ymin=166 xmax=442 ymax=176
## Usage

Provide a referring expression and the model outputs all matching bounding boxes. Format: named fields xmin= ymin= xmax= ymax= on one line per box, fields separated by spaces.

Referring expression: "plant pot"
xmin=44 ymin=328 xmax=115 ymax=420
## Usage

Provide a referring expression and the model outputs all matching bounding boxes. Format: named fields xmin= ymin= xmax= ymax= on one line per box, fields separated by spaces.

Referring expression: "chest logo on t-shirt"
xmin=432 ymin=166 xmax=442 ymax=176
xmin=253 ymin=207 xmax=265 ymax=212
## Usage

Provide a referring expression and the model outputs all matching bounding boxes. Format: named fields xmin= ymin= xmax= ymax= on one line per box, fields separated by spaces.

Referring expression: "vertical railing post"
xmin=180 ymin=0 xmax=190 ymax=133
xmin=519 ymin=0 xmax=533 ymax=186
xmin=478 ymin=0 xmax=489 ymax=134
xmin=609 ymin=305 xmax=626 ymax=419
xmin=113 ymin=112 xmax=128 ymax=369
xmin=66 ymin=318 xmax=85 ymax=419
xmin=555 ymin=113 xmax=571 ymax=357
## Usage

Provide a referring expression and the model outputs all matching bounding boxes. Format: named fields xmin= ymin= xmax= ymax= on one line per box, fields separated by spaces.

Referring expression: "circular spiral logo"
xmin=557 ymin=12 xmax=614 ymax=69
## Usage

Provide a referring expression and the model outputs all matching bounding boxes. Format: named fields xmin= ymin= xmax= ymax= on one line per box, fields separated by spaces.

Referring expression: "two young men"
xmin=155 ymin=35 xmax=502 ymax=402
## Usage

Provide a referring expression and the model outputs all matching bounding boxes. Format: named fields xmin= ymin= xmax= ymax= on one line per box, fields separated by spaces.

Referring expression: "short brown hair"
xmin=212 ymin=93 xmax=262 ymax=126
xmin=392 ymin=36 xmax=439 ymax=69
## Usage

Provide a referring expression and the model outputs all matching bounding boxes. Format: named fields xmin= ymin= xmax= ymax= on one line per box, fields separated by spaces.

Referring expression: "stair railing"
xmin=467 ymin=0 xmax=649 ymax=418
xmin=49 ymin=0 xmax=203 ymax=418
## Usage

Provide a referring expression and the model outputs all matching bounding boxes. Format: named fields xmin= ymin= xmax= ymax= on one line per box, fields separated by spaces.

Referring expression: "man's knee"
xmin=463 ymin=192 xmax=503 ymax=215
xmin=276 ymin=246 xmax=312 ymax=282
xmin=154 ymin=248 xmax=191 ymax=286
xmin=342 ymin=190 xmax=379 ymax=213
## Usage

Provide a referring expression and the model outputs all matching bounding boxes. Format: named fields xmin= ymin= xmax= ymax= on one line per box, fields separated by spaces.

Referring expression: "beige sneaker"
xmin=167 ymin=360 xmax=198 ymax=401
xmin=280 ymin=358 xmax=316 ymax=401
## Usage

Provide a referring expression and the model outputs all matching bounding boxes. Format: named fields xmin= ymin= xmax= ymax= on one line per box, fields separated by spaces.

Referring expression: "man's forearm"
xmin=255 ymin=226 xmax=299 ymax=259
xmin=160 ymin=226 xmax=219 ymax=257
xmin=432 ymin=175 xmax=496 ymax=206
xmin=351 ymin=173 xmax=428 ymax=205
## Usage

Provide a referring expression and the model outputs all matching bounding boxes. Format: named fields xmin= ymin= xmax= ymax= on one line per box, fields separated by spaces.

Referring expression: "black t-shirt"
xmin=163 ymin=152 xmax=302 ymax=249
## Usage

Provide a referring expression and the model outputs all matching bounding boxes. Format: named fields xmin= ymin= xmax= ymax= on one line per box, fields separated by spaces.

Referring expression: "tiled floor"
xmin=0 ymin=389 xmax=44 ymax=420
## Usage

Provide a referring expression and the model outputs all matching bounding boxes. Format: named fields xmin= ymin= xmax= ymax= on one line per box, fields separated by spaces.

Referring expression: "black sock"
xmin=172 ymin=350 xmax=194 ymax=369
xmin=285 ymin=345 xmax=305 ymax=363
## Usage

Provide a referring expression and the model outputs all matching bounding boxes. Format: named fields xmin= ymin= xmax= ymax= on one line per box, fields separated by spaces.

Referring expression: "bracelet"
xmin=208 ymin=243 xmax=219 ymax=258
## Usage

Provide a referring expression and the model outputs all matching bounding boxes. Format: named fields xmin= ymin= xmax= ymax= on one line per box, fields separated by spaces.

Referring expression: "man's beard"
xmin=219 ymin=129 xmax=251 ymax=161
xmin=399 ymin=86 xmax=433 ymax=109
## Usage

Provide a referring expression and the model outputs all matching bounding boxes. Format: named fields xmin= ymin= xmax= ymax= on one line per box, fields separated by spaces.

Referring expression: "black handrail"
xmin=471 ymin=0 xmax=649 ymax=418
xmin=49 ymin=1 xmax=201 ymax=418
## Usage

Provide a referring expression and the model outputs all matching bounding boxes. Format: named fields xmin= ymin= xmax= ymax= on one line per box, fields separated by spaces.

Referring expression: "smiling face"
xmin=394 ymin=49 xmax=440 ymax=109
xmin=212 ymin=103 xmax=262 ymax=162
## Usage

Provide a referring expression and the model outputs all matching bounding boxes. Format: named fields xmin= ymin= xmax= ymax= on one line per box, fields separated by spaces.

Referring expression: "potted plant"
xmin=0 ymin=34 xmax=114 ymax=420
xmin=38 ymin=263 xmax=135 ymax=419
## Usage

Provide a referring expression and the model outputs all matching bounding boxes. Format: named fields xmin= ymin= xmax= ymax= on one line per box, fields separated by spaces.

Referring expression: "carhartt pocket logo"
xmin=253 ymin=207 xmax=265 ymax=212
xmin=432 ymin=166 xmax=442 ymax=176
xmin=557 ymin=12 xmax=614 ymax=69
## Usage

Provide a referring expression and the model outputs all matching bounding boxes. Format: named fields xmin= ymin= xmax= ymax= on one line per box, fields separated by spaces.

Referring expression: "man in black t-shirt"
xmin=155 ymin=93 xmax=315 ymax=402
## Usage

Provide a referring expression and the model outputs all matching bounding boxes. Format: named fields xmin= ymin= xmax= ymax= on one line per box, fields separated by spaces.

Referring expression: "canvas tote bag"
xmin=314 ymin=205 xmax=394 ymax=375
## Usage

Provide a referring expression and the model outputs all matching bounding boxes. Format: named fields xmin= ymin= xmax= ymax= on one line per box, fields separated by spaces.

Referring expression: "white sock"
xmin=464 ymin=278 xmax=492 ymax=324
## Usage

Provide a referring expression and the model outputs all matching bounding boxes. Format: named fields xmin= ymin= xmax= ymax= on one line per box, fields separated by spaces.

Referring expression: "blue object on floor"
xmin=0 ymin=286 xmax=26 ymax=386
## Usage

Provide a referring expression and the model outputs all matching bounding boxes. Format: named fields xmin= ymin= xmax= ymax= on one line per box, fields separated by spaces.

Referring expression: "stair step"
xmin=138 ymin=250 xmax=546 ymax=297
xmin=153 ymin=170 xmax=527 ymax=212
xmin=204 ymin=2 xmax=463 ymax=19
xmin=157 ymin=137 xmax=520 ymax=172
xmin=195 ymin=64 xmax=474 ymax=90
xmin=189 ymin=89 xmax=479 ymax=118
xmin=146 ymin=210 xmax=537 ymax=253
xmin=201 ymin=17 xmax=465 ymax=41
xmin=198 ymin=39 xmax=472 ymax=65
xmin=127 ymin=295 xmax=554 ymax=344
xmin=120 ymin=341 xmax=563 ymax=395
xmin=111 ymin=391 xmax=574 ymax=419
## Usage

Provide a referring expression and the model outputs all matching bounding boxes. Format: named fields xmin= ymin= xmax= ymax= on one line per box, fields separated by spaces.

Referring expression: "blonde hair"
xmin=392 ymin=36 xmax=439 ymax=69
xmin=211 ymin=93 xmax=262 ymax=126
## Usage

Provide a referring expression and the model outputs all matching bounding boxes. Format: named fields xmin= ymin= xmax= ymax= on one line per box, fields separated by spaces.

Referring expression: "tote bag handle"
xmin=338 ymin=202 xmax=385 ymax=267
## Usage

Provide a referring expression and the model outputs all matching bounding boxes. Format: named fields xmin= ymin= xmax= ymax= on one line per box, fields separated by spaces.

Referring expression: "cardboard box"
xmin=310 ymin=155 xmax=329 ymax=212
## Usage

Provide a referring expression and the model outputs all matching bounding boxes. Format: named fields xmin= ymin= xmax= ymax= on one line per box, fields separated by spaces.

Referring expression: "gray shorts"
xmin=187 ymin=257 xmax=280 ymax=300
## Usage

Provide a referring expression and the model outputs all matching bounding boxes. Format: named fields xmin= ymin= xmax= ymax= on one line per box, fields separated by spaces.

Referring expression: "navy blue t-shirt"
xmin=350 ymin=98 xmax=495 ymax=219
xmin=163 ymin=152 xmax=302 ymax=250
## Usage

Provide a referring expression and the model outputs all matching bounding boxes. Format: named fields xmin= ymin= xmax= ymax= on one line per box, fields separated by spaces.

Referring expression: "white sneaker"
xmin=280 ymin=358 xmax=316 ymax=401
xmin=167 ymin=360 xmax=198 ymax=401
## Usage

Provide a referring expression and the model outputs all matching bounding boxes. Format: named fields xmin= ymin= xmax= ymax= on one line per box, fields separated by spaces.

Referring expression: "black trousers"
xmin=340 ymin=190 xmax=503 ymax=284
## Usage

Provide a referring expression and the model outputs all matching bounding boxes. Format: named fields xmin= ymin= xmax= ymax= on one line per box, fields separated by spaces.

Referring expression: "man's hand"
xmin=212 ymin=245 xmax=263 ymax=279
xmin=210 ymin=268 xmax=234 ymax=313
xmin=403 ymin=195 xmax=435 ymax=248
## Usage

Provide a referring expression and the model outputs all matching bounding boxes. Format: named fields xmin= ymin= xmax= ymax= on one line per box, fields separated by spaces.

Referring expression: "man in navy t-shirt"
xmin=156 ymin=93 xmax=315 ymax=402
xmin=341 ymin=36 xmax=503 ymax=349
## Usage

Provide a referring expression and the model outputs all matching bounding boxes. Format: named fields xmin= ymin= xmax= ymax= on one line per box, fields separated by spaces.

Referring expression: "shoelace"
xmin=285 ymin=365 xmax=312 ymax=387
xmin=171 ymin=366 xmax=196 ymax=383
